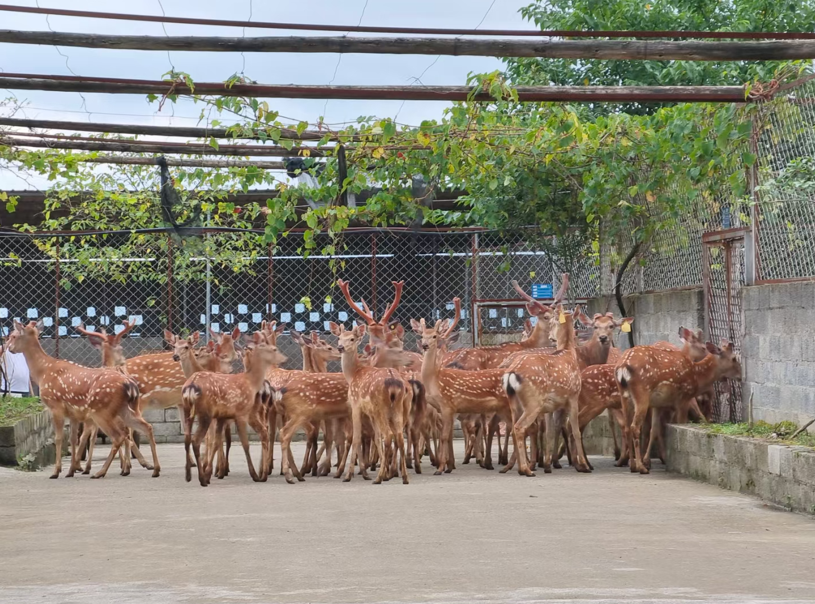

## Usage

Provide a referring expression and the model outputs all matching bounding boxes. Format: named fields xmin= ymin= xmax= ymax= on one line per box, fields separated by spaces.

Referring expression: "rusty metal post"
xmin=470 ymin=232 xmax=478 ymax=347
xmin=166 ymin=234 xmax=174 ymax=332
xmin=370 ymin=233 xmax=377 ymax=314
xmin=267 ymin=243 xmax=274 ymax=321
xmin=54 ymin=237 xmax=60 ymax=358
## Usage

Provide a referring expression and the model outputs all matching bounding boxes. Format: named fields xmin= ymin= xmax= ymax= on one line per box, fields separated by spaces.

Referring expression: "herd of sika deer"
xmin=4 ymin=273 xmax=741 ymax=486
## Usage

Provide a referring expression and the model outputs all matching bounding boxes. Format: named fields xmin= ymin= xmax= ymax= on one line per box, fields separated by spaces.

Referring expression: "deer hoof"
xmin=49 ymin=473 xmax=59 ymax=479
xmin=543 ymin=467 xmax=552 ymax=474
xmin=552 ymin=461 xmax=562 ymax=469
xmin=82 ymin=469 xmax=90 ymax=475
xmin=402 ymin=477 xmax=410 ymax=485
xmin=362 ymin=474 xmax=372 ymax=481
xmin=285 ymin=475 xmax=296 ymax=485
xmin=433 ymin=470 xmax=443 ymax=476
xmin=342 ymin=476 xmax=352 ymax=483
xmin=90 ymin=474 xmax=103 ymax=479
xmin=639 ymin=466 xmax=650 ymax=475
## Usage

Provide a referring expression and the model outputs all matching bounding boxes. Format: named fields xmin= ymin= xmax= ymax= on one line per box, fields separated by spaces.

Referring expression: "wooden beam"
xmin=0 ymin=116 xmax=334 ymax=141
xmin=2 ymin=5 xmax=814 ymax=39
xmin=75 ymin=156 xmax=288 ymax=169
xmin=2 ymin=30 xmax=815 ymax=60
xmin=0 ymin=75 xmax=749 ymax=103
xmin=0 ymin=135 xmax=325 ymax=157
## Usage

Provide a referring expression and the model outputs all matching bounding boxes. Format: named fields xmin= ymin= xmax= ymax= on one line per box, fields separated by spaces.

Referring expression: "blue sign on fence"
xmin=530 ymin=283 xmax=553 ymax=299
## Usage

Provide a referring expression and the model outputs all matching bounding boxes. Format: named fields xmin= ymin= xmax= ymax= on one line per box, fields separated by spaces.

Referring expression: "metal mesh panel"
xmin=704 ymin=237 xmax=746 ymax=422
xmin=755 ymin=77 xmax=815 ymax=281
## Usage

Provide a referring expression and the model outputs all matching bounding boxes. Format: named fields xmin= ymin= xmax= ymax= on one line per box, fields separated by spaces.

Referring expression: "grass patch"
xmin=0 ymin=396 xmax=44 ymax=427
xmin=703 ymin=421 xmax=815 ymax=449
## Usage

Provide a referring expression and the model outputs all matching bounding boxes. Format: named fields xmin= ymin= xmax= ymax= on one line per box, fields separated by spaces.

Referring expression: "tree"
xmin=505 ymin=0 xmax=815 ymax=114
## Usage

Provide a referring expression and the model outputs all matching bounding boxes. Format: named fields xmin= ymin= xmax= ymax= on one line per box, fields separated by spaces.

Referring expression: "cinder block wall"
xmin=587 ymin=289 xmax=704 ymax=351
xmin=742 ymin=281 xmax=815 ymax=428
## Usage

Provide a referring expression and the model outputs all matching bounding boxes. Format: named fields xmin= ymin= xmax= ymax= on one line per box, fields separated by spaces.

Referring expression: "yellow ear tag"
xmin=558 ymin=311 xmax=566 ymax=324
xmin=621 ymin=321 xmax=631 ymax=333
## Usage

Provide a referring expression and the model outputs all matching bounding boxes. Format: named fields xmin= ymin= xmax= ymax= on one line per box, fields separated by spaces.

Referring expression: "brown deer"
xmin=182 ymin=331 xmax=286 ymax=486
xmin=501 ymin=304 xmax=591 ymax=476
xmin=615 ymin=339 xmax=742 ymax=474
xmin=330 ymin=301 xmax=412 ymax=484
xmin=7 ymin=320 xmax=160 ymax=479
xmin=413 ymin=316 xmax=516 ymax=475
xmin=443 ymin=276 xmax=567 ymax=371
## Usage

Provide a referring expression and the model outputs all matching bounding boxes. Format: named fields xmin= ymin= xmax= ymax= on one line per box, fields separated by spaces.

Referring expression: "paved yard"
xmin=1 ymin=442 xmax=814 ymax=604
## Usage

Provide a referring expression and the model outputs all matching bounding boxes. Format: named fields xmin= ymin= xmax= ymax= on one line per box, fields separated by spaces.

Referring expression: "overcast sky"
xmin=1 ymin=0 xmax=532 ymax=189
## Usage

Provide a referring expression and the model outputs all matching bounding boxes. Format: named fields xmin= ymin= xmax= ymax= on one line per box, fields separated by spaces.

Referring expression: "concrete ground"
xmin=1 ymin=442 xmax=814 ymax=604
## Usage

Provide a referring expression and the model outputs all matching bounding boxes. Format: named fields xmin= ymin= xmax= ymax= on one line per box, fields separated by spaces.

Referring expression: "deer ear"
xmin=446 ymin=332 xmax=461 ymax=346
xmin=34 ymin=319 xmax=45 ymax=332
xmin=329 ymin=321 xmax=342 ymax=337
xmin=290 ymin=329 xmax=303 ymax=344
xmin=356 ymin=323 xmax=367 ymax=337
xmin=275 ymin=322 xmax=285 ymax=335
xmin=164 ymin=329 xmax=175 ymax=345
xmin=230 ymin=326 xmax=241 ymax=341
xmin=394 ymin=324 xmax=405 ymax=338
xmin=619 ymin=317 xmax=634 ymax=329
xmin=436 ymin=319 xmax=450 ymax=334
xmin=410 ymin=319 xmax=423 ymax=333
xmin=705 ymin=341 xmax=721 ymax=355
xmin=191 ymin=331 xmax=200 ymax=345
xmin=13 ymin=319 xmax=25 ymax=333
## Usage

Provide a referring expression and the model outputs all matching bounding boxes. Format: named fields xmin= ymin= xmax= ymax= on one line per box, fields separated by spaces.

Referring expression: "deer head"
xmin=678 ymin=326 xmax=707 ymax=361
xmin=167 ymin=330 xmax=200 ymax=363
xmin=309 ymin=331 xmax=342 ymax=365
xmin=337 ymin=279 xmax=403 ymax=348
xmin=209 ymin=325 xmax=242 ymax=364
xmin=705 ymin=340 xmax=742 ymax=380
xmin=329 ymin=321 xmax=367 ymax=354
xmin=248 ymin=331 xmax=288 ymax=368
xmin=510 ymin=274 xmax=569 ymax=346
xmin=7 ymin=319 xmax=45 ymax=354
xmin=410 ymin=317 xmax=450 ymax=353
xmin=77 ymin=319 xmax=136 ymax=367
xmin=574 ymin=309 xmax=634 ymax=347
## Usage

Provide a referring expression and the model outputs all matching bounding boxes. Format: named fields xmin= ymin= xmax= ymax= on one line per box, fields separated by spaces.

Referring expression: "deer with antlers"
xmin=615 ymin=338 xmax=741 ymax=474
xmin=330 ymin=279 xmax=413 ymax=483
xmin=7 ymin=320 xmax=160 ymax=479
xmin=182 ymin=331 xmax=286 ymax=486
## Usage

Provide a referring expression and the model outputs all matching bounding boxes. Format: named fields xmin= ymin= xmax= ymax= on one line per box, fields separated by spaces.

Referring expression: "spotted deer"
xmin=501 ymin=304 xmax=591 ymax=476
xmin=329 ymin=313 xmax=411 ymax=484
xmin=615 ymin=339 xmax=742 ymax=474
xmin=7 ymin=320 xmax=160 ymax=479
xmin=413 ymin=316 xmax=516 ymax=475
xmin=182 ymin=331 xmax=286 ymax=486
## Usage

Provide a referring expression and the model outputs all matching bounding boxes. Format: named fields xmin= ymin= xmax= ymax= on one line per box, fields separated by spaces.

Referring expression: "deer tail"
xmin=182 ymin=381 xmax=201 ymax=407
xmin=615 ymin=365 xmax=634 ymax=389
xmin=123 ymin=379 xmax=140 ymax=411
xmin=502 ymin=372 xmax=522 ymax=397
xmin=384 ymin=378 xmax=404 ymax=404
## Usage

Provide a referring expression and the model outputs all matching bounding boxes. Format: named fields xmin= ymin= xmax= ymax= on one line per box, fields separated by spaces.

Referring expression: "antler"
xmin=379 ymin=280 xmax=404 ymax=325
xmin=75 ymin=322 xmax=111 ymax=342
xmin=114 ymin=319 xmax=136 ymax=343
xmin=553 ymin=273 xmax=570 ymax=304
xmin=510 ymin=280 xmax=551 ymax=313
xmin=441 ymin=297 xmax=461 ymax=338
xmin=337 ymin=279 xmax=376 ymax=325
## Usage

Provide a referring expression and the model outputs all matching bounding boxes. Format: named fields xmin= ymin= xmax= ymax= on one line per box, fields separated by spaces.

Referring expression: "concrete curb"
xmin=666 ymin=424 xmax=815 ymax=515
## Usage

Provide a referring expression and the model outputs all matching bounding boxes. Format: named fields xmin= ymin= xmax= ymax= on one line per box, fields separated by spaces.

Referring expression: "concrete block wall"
xmin=742 ymin=281 xmax=815 ymax=428
xmin=666 ymin=424 xmax=815 ymax=515
xmin=587 ymin=289 xmax=704 ymax=351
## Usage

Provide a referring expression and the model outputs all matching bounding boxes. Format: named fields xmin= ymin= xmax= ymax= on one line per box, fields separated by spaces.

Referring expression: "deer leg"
xmin=248 ymin=414 xmax=270 ymax=482
xmin=123 ymin=411 xmax=161 ymax=478
xmin=266 ymin=405 xmax=277 ymax=474
xmin=90 ymin=417 xmax=126 ymax=479
xmin=508 ymin=407 xmax=538 ymax=477
xmin=372 ymin=423 xmax=389 ymax=485
xmin=66 ymin=419 xmax=81 ymax=478
xmin=178 ymin=404 xmax=196 ymax=469
xmin=567 ymin=397 xmax=591 ymax=473
xmin=612 ymin=407 xmax=630 ymax=467
xmin=230 ymin=418 xmax=258 ymax=482
xmin=500 ymin=422 xmax=510 ymax=466
xmin=344 ymin=406 xmax=363 ymax=482
xmin=48 ymin=409 xmax=66 ymax=479
xmin=223 ymin=426 xmax=232 ymax=476
xmin=435 ymin=408 xmax=454 ymax=475
xmin=192 ymin=413 xmax=213 ymax=487
xmin=644 ymin=408 xmax=661 ymax=470
xmin=409 ymin=420 xmax=422 ymax=474
xmin=318 ymin=422 xmax=333 ymax=477
xmin=541 ymin=411 xmax=561 ymax=475
xmin=608 ymin=410 xmax=621 ymax=461
xmin=395 ymin=424 xmax=409 ymax=485
xmin=79 ymin=423 xmax=97 ymax=475
xmin=616 ymin=394 xmax=633 ymax=468
xmin=280 ymin=418 xmax=304 ymax=484
xmin=629 ymin=392 xmax=650 ymax=475
xmin=125 ymin=432 xmax=153 ymax=471
xmin=483 ymin=416 xmax=495 ymax=470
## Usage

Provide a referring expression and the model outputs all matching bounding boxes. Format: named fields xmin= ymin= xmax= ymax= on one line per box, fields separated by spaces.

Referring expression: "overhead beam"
xmin=1 ymin=5 xmax=814 ymax=39
xmin=73 ymin=156 xmax=288 ymax=170
xmin=2 ymin=30 xmax=815 ymax=60
xmin=0 ymin=135 xmax=325 ymax=157
xmin=0 ymin=116 xmax=336 ymax=141
xmin=0 ymin=75 xmax=749 ymax=103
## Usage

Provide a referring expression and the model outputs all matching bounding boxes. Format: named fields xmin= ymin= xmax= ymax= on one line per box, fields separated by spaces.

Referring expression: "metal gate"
xmin=702 ymin=228 xmax=747 ymax=422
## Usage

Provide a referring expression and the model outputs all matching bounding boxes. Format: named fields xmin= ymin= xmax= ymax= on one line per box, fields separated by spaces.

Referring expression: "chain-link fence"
xmin=1 ymin=228 xmax=594 ymax=368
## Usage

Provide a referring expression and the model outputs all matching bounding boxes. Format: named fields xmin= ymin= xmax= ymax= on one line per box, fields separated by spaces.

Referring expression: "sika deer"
xmin=330 ymin=320 xmax=411 ymax=484
xmin=616 ymin=339 xmax=741 ymax=474
xmin=501 ymin=304 xmax=590 ymax=476
xmin=7 ymin=320 xmax=160 ymax=479
xmin=182 ymin=332 xmax=286 ymax=486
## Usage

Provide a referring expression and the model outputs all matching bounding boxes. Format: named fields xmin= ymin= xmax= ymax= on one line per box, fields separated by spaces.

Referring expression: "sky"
xmin=0 ymin=0 xmax=533 ymax=189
